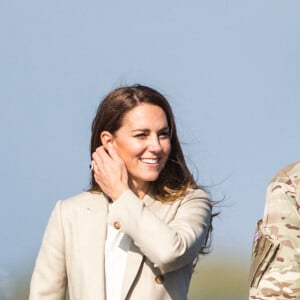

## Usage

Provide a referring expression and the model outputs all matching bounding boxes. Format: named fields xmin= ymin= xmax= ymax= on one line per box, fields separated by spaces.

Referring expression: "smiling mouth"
xmin=140 ymin=158 xmax=160 ymax=164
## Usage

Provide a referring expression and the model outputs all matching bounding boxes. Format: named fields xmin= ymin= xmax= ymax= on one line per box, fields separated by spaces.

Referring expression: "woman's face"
xmin=112 ymin=103 xmax=171 ymax=192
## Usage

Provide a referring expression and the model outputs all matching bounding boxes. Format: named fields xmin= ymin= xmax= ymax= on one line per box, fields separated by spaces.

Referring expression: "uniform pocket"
xmin=249 ymin=219 xmax=280 ymax=288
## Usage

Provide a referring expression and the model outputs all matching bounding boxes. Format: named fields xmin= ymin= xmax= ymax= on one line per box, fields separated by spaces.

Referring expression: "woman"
xmin=29 ymin=84 xmax=214 ymax=300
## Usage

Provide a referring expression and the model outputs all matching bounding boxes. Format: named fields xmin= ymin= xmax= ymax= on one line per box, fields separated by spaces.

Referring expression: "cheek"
xmin=163 ymin=141 xmax=171 ymax=156
xmin=114 ymin=141 xmax=143 ymax=160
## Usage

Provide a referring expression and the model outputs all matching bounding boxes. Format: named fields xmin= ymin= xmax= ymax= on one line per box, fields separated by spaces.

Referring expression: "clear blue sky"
xmin=1 ymin=0 xmax=299 ymax=277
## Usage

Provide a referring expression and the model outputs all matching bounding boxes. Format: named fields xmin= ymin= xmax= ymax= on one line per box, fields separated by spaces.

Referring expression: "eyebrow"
xmin=131 ymin=127 xmax=169 ymax=132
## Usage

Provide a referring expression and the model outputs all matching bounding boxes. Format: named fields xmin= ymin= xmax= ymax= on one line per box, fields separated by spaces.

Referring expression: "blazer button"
xmin=113 ymin=221 xmax=121 ymax=229
xmin=155 ymin=275 xmax=164 ymax=284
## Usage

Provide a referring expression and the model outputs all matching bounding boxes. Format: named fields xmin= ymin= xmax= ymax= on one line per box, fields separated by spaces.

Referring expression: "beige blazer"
xmin=29 ymin=189 xmax=211 ymax=300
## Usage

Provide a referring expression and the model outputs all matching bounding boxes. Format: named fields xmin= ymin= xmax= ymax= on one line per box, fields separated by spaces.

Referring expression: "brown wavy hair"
xmin=89 ymin=84 xmax=199 ymax=202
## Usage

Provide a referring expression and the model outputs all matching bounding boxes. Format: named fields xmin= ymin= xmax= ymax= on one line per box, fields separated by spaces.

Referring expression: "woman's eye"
xmin=134 ymin=133 xmax=147 ymax=138
xmin=159 ymin=131 xmax=170 ymax=138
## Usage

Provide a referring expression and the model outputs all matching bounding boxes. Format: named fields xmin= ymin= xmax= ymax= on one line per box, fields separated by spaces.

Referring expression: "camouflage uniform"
xmin=249 ymin=161 xmax=300 ymax=299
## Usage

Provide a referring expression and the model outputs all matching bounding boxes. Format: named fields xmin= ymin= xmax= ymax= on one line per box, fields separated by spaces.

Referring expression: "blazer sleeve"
xmin=29 ymin=201 xmax=67 ymax=300
xmin=107 ymin=189 xmax=212 ymax=273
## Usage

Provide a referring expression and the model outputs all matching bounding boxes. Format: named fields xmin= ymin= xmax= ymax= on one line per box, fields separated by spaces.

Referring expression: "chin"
xmin=143 ymin=174 xmax=160 ymax=182
xmin=134 ymin=174 xmax=160 ymax=183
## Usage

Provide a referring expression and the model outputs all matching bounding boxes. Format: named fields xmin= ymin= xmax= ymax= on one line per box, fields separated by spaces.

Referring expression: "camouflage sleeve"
xmin=249 ymin=161 xmax=300 ymax=299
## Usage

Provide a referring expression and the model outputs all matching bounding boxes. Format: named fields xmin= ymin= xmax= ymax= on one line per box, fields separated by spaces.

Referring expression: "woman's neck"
xmin=128 ymin=179 xmax=150 ymax=200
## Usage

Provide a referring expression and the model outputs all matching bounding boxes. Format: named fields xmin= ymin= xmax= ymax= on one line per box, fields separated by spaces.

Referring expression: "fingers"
xmin=92 ymin=144 xmax=123 ymax=169
xmin=92 ymin=146 xmax=110 ymax=168
xmin=106 ymin=143 xmax=119 ymax=160
xmin=90 ymin=144 xmax=129 ymax=201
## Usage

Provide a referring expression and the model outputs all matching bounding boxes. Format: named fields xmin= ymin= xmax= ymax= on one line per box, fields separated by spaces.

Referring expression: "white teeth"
xmin=141 ymin=158 xmax=159 ymax=164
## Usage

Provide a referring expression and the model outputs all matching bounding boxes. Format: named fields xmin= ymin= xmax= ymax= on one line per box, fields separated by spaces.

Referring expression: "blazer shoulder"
xmin=59 ymin=191 xmax=108 ymax=213
xmin=186 ymin=187 xmax=209 ymax=198
xmin=181 ymin=188 xmax=211 ymax=204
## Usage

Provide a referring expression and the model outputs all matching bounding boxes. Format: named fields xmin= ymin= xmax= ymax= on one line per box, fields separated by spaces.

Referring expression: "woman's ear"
xmin=100 ymin=131 xmax=114 ymax=149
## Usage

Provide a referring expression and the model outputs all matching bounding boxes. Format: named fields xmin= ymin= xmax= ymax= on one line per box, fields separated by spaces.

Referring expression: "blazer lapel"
xmin=121 ymin=241 xmax=144 ymax=299
xmin=77 ymin=192 xmax=109 ymax=300
xmin=121 ymin=193 xmax=159 ymax=299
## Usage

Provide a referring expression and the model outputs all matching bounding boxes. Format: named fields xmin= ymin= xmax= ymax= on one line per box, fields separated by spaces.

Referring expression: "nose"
xmin=148 ymin=135 xmax=162 ymax=153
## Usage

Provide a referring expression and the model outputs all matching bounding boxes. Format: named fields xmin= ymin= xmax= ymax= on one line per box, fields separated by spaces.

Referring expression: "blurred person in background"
xmin=249 ymin=161 xmax=300 ymax=299
xmin=29 ymin=84 xmax=216 ymax=300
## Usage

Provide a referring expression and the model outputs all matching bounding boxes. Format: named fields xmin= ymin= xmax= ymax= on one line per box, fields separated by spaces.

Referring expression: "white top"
xmin=105 ymin=205 xmax=131 ymax=300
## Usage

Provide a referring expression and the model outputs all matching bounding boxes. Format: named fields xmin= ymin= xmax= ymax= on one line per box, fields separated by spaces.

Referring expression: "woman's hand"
xmin=91 ymin=143 xmax=129 ymax=201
